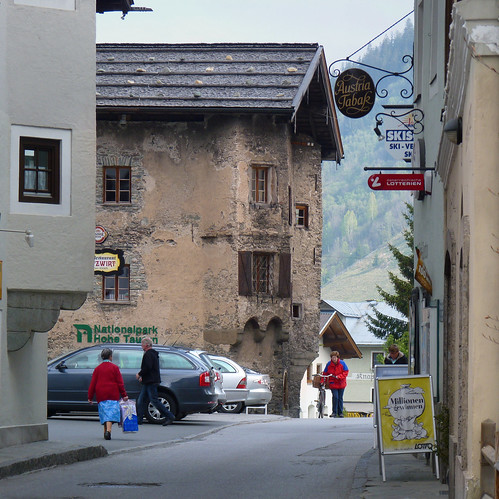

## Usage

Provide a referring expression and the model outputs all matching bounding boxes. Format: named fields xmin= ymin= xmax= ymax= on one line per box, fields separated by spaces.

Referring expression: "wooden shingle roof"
xmin=96 ymin=43 xmax=343 ymax=161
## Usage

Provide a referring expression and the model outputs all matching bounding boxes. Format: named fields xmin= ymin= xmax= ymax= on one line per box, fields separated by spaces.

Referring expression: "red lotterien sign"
xmin=368 ymin=173 xmax=424 ymax=191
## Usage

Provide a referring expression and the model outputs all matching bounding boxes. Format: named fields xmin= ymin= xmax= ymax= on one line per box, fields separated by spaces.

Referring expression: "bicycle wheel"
xmin=318 ymin=389 xmax=326 ymax=418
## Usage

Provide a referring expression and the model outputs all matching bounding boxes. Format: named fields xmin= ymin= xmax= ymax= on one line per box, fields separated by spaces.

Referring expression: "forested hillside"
xmin=321 ymin=21 xmax=414 ymax=298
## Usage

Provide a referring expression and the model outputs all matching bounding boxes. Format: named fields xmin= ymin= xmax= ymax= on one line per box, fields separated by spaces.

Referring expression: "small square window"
xmin=103 ymin=265 xmax=130 ymax=302
xmin=19 ymin=137 xmax=60 ymax=204
xmin=104 ymin=166 xmax=131 ymax=203
xmin=292 ymin=303 xmax=302 ymax=319
xmin=295 ymin=204 xmax=309 ymax=227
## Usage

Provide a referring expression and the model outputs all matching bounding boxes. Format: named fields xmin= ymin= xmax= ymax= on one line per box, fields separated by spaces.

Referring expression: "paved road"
xmin=1 ymin=414 xmax=373 ymax=498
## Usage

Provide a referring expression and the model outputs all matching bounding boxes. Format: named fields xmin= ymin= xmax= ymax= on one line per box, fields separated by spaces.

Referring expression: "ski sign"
xmin=368 ymin=173 xmax=424 ymax=191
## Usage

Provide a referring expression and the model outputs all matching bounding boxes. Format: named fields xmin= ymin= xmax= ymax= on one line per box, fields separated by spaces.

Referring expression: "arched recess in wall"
xmin=266 ymin=316 xmax=289 ymax=344
xmin=244 ymin=317 xmax=264 ymax=342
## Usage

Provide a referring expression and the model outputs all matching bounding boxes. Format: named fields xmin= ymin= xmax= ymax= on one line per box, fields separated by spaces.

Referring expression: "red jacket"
xmin=88 ymin=360 xmax=127 ymax=403
xmin=323 ymin=359 xmax=349 ymax=389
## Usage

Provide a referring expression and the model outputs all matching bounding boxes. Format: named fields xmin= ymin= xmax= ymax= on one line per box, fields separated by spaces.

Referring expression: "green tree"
xmin=367 ymin=192 xmax=378 ymax=221
xmin=341 ymin=210 xmax=358 ymax=243
xmin=366 ymin=203 xmax=413 ymax=340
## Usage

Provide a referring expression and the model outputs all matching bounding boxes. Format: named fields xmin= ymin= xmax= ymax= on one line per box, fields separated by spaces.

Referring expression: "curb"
xmin=349 ymin=447 xmax=376 ymax=498
xmin=0 ymin=445 xmax=107 ymax=480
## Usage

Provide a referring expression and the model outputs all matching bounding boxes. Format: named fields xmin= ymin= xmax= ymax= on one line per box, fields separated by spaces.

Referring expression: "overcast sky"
xmin=96 ymin=0 xmax=414 ymax=65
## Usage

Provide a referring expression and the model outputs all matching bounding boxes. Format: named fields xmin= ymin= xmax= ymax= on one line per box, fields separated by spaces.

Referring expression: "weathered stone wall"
xmin=49 ymin=114 xmax=322 ymax=414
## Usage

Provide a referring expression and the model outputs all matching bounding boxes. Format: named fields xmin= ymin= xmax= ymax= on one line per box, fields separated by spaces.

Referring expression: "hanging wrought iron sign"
xmin=334 ymin=68 xmax=376 ymax=118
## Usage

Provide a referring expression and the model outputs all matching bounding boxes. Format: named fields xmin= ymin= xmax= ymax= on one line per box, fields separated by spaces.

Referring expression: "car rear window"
xmin=159 ymin=352 xmax=195 ymax=370
xmin=210 ymin=358 xmax=236 ymax=373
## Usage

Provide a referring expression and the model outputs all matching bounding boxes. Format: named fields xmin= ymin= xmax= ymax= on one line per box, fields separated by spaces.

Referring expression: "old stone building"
xmin=49 ymin=43 xmax=343 ymax=416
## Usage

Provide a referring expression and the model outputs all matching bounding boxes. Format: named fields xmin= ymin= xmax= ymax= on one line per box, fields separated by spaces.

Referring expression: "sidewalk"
xmin=350 ymin=446 xmax=449 ymax=498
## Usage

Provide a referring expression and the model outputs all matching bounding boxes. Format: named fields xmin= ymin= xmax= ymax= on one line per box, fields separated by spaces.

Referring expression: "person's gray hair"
xmin=141 ymin=337 xmax=153 ymax=347
xmin=101 ymin=348 xmax=113 ymax=360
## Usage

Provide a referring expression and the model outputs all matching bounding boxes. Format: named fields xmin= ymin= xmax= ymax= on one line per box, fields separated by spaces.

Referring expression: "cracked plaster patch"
xmin=470 ymin=25 xmax=499 ymax=54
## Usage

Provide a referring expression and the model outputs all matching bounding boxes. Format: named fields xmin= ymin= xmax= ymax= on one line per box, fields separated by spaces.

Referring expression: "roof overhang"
xmin=291 ymin=47 xmax=344 ymax=162
xmin=320 ymin=312 xmax=362 ymax=359
xmin=96 ymin=0 xmax=152 ymax=14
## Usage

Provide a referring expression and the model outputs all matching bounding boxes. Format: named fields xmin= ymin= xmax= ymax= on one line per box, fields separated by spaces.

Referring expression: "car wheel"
xmin=145 ymin=391 xmax=177 ymax=423
xmin=219 ymin=401 xmax=244 ymax=414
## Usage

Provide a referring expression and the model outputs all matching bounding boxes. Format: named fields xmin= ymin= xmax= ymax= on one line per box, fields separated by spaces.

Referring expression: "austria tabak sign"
xmin=334 ymin=69 xmax=375 ymax=118
xmin=368 ymin=173 xmax=424 ymax=191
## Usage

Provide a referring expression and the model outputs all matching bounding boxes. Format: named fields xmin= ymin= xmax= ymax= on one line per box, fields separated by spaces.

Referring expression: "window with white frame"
xmin=19 ymin=137 xmax=60 ymax=204
xmin=295 ymin=204 xmax=309 ymax=227
xmin=11 ymin=125 xmax=71 ymax=216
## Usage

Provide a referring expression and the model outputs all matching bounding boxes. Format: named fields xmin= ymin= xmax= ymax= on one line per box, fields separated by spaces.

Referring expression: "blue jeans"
xmin=332 ymin=388 xmax=345 ymax=416
xmin=136 ymin=383 xmax=175 ymax=422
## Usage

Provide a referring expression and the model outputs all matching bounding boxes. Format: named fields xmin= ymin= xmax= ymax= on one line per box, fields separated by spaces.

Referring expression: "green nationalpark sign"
xmin=74 ymin=324 xmax=159 ymax=344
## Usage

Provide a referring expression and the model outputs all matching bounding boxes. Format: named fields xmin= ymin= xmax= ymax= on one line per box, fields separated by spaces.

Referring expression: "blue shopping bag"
xmin=120 ymin=399 xmax=139 ymax=433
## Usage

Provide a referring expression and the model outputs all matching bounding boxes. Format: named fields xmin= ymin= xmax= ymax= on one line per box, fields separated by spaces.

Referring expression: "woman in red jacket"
xmin=322 ymin=351 xmax=349 ymax=418
xmin=88 ymin=348 xmax=128 ymax=440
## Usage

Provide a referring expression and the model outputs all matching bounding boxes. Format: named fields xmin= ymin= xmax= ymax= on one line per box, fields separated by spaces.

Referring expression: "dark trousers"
xmin=136 ymin=383 xmax=175 ymax=422
xmin=332 ymin=388 xmax=345 ymax=416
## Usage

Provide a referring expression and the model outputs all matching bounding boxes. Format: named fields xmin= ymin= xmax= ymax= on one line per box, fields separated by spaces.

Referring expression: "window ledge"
xmin=102 ymin=202 xmax=132 ymax=207
xmin=99 ymin=301 xmax=133 ymax=306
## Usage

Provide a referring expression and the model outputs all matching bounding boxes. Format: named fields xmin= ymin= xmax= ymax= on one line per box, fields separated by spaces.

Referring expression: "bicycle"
xmin=312 ymin=374 xmax=334 ymax=418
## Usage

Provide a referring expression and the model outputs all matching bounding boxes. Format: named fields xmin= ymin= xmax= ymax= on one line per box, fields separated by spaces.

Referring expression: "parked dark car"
xmin=47 ymin=344 xmax=218 ymax=422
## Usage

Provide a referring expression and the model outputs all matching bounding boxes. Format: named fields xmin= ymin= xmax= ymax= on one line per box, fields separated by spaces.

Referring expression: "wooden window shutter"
xmin=278 ymin=253 xmax=292 ymax=298
xmin=238 ymin=251 xmax=252 ymax=296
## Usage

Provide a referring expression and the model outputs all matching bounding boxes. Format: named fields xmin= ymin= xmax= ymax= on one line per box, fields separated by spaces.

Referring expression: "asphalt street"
xmin=0 ymin=413 xmax=448 ymax=498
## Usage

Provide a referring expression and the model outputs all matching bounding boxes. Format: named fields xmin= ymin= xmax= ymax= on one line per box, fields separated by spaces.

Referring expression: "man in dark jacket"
xmin=384 ymin=344 xmax=409 ymax=365
xmin=136 ymin=337 xmax=175 ymax=425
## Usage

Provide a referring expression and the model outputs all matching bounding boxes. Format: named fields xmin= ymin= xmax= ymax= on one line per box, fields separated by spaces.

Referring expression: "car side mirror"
xmin=55 ymin=362 xmax=67 ymax=371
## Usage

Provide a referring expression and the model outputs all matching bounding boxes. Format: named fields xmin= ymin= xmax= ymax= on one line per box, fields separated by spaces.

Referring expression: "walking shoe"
xmin=338 ymin=414 xmax=344 ymax=418
xmin=162 ymin=418 xmax=174 ymax=426
xmin=104 ymin=431 xmax=111 ymax=440
xmin=329 ymin=413 xmax=335 ymax=417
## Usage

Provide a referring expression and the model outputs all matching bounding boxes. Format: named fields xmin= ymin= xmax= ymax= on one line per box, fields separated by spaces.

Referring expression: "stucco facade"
xmin=411 ymin=0 xmax=447 ymax=406
xmin=0 ymin=1 xmax=96 ymax=448
xmin=48 ymin=44 xmax=343 ymax=417
xmin=413 ymin=1 xmax=499 ymax=496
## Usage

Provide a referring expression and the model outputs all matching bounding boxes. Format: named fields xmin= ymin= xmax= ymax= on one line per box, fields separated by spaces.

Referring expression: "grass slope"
xmin=321 ymin=232 xmax=407 ymax=302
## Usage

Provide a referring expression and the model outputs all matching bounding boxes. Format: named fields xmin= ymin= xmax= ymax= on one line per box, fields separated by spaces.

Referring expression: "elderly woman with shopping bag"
xmin=88 ymin=348 xmax=128 ymax=440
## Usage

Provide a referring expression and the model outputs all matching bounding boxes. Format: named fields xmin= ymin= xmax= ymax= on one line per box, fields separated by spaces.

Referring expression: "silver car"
xmin=207 ymin=355 xmax=250 ymax=412
xmin=243 ymin=366 xmax=272 ymax=407
xmin=188 ymin=350 xmax=227 ymax=407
